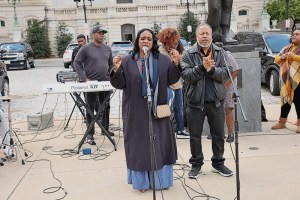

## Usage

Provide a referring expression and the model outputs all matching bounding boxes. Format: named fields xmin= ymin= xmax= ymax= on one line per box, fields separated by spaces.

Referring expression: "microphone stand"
xmin=144 ymin=52 xmax=156 ymax=200
xmin=219 ymin=46 xmax=247 ymax=200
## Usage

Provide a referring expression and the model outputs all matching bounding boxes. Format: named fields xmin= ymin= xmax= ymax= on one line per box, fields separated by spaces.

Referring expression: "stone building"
xmin=0 ymin=0 xmax=271 ymax=56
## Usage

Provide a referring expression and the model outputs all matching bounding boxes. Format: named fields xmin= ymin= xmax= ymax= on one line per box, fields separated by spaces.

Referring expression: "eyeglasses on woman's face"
xmin=165 ymin=42 xmax=178 ymax=52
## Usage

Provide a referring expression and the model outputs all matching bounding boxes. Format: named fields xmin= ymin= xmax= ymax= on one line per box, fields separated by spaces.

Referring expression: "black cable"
xmin=173 ymin=163 xmax=221 ymax=200
xmin=25 ymin=149 xmax=67 ymax=200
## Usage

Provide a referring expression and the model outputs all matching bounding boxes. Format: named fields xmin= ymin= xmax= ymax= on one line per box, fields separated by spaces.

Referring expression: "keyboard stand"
xmin=64 ymin=93 xmax=86 ymax=130
xmin=73 ymin=91 xmax=117 ymax=153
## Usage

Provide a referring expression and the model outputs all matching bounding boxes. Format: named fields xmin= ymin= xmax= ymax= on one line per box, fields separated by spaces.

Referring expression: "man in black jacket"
xmin=71 ymin=34 xmax=86 ymax=71
xmin=181 ymin=23 xmax=233 ymax=179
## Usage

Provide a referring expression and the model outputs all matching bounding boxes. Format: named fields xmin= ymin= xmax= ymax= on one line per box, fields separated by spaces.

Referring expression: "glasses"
xmin=165 ymin=42 xmax=179 ymax=52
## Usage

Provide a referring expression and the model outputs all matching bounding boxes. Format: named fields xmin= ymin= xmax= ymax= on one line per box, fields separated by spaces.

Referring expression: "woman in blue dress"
xmin=110 ymin=28 xmax=181 ymax=192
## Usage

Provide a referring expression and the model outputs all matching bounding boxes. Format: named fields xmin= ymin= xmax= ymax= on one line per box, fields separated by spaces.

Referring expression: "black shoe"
xmin=207 ymin=135 xmax=212 ymax=140
xmin=101 ymin=131 xmax=115 ymax=137
xmin=188 ymin=165 xmax=201 ymax=179
xmin=176 ymin=129 xmax=190 ymax=139
xmin=212 ymin=165 xmax=233 ymax=177
xmin=87 ymin=135 xmax=96 ymax=145
xmin=226 ymin=134 xmax=234 ymax=143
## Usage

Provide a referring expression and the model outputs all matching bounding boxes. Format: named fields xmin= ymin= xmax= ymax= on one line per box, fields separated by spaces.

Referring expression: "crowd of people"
xmin=1 ymin=21 xmax=300 ymax=193
xmin=72 ymin=23 xmax=236 ymax=191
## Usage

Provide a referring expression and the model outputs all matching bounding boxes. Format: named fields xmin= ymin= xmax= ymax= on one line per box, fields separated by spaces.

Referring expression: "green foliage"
xmin=55 ymin=21 xmax=73 ymax=57
xmin=178 ymin=11 xmax=200 ymax=45
xmin=150 ymin=22 xmax=162 ymax=35
xmin=267 ymin=0 xmax=300 ymax=29
xmin=25 ymin=20 xmax=51 ymax=58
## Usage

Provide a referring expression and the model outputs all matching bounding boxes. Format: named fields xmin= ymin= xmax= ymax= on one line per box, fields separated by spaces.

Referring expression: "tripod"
xmin=1 ymin=96 xmax=28 ymax=165
xmin=74 ymin=91 xmax=117 ymax=153
xmin=143 ymin=47 xmax=157 ymax=200
xmin=219 ymin=45 xmax=247 ymax=200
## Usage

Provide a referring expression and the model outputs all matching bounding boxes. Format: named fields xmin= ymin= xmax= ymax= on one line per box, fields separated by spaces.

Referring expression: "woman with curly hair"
xmin=157 ymin=28 xmax=190 ymax=139
xmin=110 ymin=28 xmax=181 ymax=192
xmin=272 ymin=28 xmax=300 ymax=133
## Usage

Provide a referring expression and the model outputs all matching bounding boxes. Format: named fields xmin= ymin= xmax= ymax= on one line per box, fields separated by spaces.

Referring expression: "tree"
xmin=55 ymin=21 xmax=73 ymax=57
xmin=178 ymin=11 xmax=200 ymax=45
xmin=25 ymin=20 xmax=51 ymax=58
xmin=267 ymin=0 xmax=300 ymax=30
xmin=150 ymin=22 xmax=162 ymax=35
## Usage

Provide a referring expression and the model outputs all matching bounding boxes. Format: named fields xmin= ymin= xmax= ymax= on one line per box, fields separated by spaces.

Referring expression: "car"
xmin=0 ymin=51 xmax=10 ymax=97
xmin=111 ymin=41 xmax=133 ymax=57
xmin=0 ymin=42 xmax=35 ymax=70
xmin=234 ymin=32 xmax=291 ymax=96
xmin=63 ymin=43 xmax=78 ymax=68
xmin=180 ymin=37 xmax=189 ymax=51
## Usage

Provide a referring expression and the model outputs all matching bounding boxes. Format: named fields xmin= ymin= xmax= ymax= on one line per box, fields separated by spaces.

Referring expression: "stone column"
xmin=203 ymin=50 xmax=262 ymax=135
xmin=260 ymin=9 xmax=271 ymax=31
xmin=230 ymin=11 xmax=237 ymax=34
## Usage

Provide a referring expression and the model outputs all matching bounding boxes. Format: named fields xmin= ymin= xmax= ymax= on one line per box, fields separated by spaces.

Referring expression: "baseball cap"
xmin=91 ymin=26 xmax=108 ymax=34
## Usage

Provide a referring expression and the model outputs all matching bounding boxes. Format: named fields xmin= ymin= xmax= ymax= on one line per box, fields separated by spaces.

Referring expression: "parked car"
xmin=63 ymin=43 xmax=78 ymax=68
xmin=0 ymin=51 xmax=9 ymax=97
xmin=0 ymin=42 xmax=35 ymax=70
xmin=111 ymin=41 xmax=133 ymax=57
xmin=180 ymin=37 xmax=189 ymax=51
xmin=234 ymin=32 xmax=291 ymax=96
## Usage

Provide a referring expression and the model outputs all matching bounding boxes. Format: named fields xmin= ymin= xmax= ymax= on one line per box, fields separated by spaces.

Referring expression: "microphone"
xmin=142 ymin=46 xmax=148 ymax=55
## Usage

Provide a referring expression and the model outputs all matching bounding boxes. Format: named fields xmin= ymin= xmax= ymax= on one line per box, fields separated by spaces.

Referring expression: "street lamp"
xmin=180 ymin=0 xmax=195 ymax=45
xmin=7 ymin=0 xmax=21 ymax=41
xmin=285 ymin=0 xmax=290 ymax=30
xmin=74 ymin=0 xmax=94 ymax=42
xmin=8 ymin=0 xmax=20 ymax=27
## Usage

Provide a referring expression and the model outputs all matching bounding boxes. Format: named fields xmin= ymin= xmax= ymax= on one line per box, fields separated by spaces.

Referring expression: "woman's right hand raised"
xmin=113 ymin=55 xmax=122 ymax=72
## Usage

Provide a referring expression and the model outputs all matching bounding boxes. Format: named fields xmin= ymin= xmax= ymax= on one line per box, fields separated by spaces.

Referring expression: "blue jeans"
xmin=173 ymin=88 xmax=184 ymax=131
xmin=168 ymin=88 xmax=185 ymax=131
xmin=167 ymin=87 xmax=174 ymax=107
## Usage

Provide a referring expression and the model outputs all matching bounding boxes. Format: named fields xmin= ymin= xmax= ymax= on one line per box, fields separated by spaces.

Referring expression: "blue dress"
xmin=127 ymin=165 xmax=173 ymax=190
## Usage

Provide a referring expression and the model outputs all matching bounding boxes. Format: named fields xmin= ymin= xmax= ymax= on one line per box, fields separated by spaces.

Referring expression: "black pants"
xmin=187 ymin=103 xmax=225 ymax=167
xmin=280 ymin=85 xmax=300 ymax=119
xmin=261 ymin=100 xmax=267 ymax=121
xmin=85 ymin=91 xmax=111 ymax=135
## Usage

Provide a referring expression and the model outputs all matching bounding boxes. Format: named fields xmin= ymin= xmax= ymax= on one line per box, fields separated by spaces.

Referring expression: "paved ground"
xmin=1 ymin=59 xmax=299 ymax=200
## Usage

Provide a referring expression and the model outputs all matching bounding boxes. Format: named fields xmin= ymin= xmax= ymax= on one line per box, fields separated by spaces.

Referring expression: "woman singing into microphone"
xmin=110 ymin=28 xmax=181 ymax=192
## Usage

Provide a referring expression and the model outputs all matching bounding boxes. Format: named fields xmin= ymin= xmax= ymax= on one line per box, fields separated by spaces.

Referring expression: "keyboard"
xmin=42 ymin=81 xmax=114 ymax=94
xmin=56 ymin=70 xmax=78 ymax=83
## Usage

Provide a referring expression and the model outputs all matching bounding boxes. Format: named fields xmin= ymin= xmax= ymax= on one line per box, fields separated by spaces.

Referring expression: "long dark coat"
xmin=110 ymin=53 xmax=180 ymax=171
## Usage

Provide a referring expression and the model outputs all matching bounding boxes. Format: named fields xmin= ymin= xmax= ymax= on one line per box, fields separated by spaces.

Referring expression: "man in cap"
xmin=74 ymin=26 xmax=114 ymax=145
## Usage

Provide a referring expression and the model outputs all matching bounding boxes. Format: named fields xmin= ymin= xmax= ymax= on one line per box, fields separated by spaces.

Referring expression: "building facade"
xmin=0 ymin=0 xmax=271 ymax=56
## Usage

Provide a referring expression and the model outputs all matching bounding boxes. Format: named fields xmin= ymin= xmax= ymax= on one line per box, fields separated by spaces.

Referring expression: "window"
xmin=0 ymin=20 xmax=5 ymax=27
xmin=117 ymin=0 xmax=132 ymax=3
xmin=27 ymin=19 xmax=34 ymax=27
xmin=238 ymin=10 xmax=248 ymax=16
